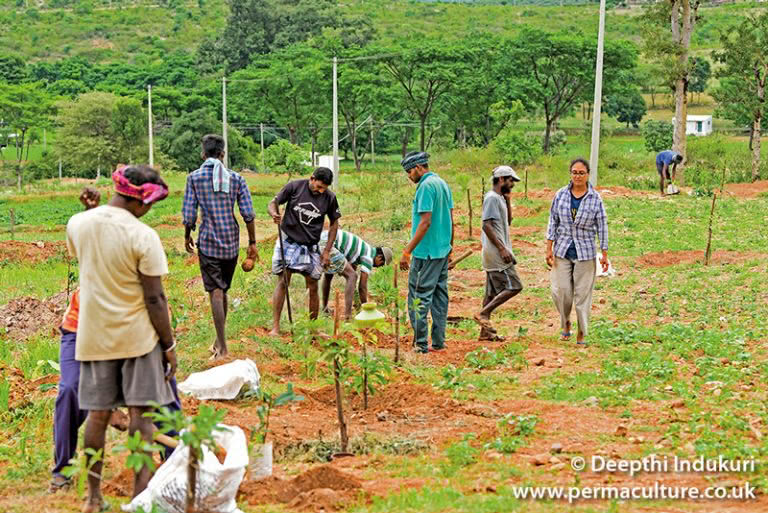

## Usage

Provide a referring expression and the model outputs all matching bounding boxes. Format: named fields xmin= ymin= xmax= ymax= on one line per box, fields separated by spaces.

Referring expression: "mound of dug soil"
xmin=0 ymin=240 xmax=64 ymax=264
xmin=1 ymin=293 xmax=67 ymax=339
xmin=239 ymin=464 xmax=361 ymax=511
xmin=637 ymin=250 xmax=765 ymax=268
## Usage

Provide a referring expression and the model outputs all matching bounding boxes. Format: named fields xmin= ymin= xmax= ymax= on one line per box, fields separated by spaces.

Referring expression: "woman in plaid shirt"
xmin=545 ymin=158 xmax=609 ymax=345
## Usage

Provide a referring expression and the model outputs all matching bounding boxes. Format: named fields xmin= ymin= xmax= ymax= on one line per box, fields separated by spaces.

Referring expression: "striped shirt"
xmin=182 ymin=163 xmax=255 ymax=260
xmin=332 ymin=229 xmax=376 ymax=274
xmin=546 ymin=182 xmax=608 ymax=261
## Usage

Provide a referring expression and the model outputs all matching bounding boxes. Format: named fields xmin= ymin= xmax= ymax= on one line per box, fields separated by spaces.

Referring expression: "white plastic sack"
xmin=667 ymin=183 xmax=680 ymax=195
xmin=122 ymin=424 xmax=248 ymax=513
xmin=595 ymin=255 xmax=616 ymax=278
xmin=178 ymin=359 xmax=260 ymax=400
xmin=248 ymin=441 xmax=273 ymax=480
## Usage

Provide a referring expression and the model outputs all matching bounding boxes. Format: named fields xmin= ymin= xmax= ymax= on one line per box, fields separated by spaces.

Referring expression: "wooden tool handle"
xmin=447 ymin=249 xmax=474 ymax=270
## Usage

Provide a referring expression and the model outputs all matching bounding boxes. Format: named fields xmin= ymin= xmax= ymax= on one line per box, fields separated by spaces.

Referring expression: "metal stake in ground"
xmin=277 ymin=223 xmax=293 ymax=329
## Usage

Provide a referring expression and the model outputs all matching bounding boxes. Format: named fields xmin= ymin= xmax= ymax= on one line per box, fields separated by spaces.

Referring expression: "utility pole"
xmin=332 ymin=56 xmax=339 ymax=190
xmin=58 ymin=158 xmax=62 ymax=180
xmin=222 ymin=77 xmax=229 ymax=168
xmin=147 ymin=84 xmax=154 ymax=167
xmin=260 ymin=122 xmax=265 ymax=172
xmin=589 ymin=0 xmax=606 ymax=187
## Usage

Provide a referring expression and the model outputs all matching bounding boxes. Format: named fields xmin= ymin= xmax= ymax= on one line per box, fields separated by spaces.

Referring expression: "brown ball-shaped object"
xmin=241 ymin=258 xmax=255 ymax=272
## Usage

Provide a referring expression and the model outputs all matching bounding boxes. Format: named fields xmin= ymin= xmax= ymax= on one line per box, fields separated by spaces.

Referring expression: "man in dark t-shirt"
xmin=267 ymin=167 xmax=341 ymax=335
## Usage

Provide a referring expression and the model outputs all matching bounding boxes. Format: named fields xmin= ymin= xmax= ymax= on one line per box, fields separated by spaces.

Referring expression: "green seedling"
xmin=114 ymin=430 xmax=164 ymax=473
xmin=248 ymin=384 xmax=304 ymax=445
xmin=61 ymin=447 xmax=103 ymax=498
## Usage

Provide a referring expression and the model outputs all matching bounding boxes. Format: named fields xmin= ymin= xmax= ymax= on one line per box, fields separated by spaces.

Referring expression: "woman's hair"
xmin=569 ymin=157 xmax=590 ymax=173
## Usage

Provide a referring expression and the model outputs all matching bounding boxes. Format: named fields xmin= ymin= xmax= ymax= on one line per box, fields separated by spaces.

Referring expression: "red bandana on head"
xmin=112 ymin=164 xmax=168 ymax=205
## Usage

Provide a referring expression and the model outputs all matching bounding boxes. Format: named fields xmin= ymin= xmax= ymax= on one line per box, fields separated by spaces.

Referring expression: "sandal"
xmin=49 ymin=474 xmax=71 ymax=493
xmin=560 ymin=331 xmax=571 ymax=341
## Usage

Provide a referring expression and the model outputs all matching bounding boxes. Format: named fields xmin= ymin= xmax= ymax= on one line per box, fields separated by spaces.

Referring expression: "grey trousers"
xmin=550 ymin=257 xmax=596 ymax=336
xmin=408 ymin=257 xmax=449 ymax=351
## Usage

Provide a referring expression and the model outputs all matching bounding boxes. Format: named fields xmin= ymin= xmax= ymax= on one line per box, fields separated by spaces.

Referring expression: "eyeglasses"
xmin=571 ymin=171 xmax=588 ymax=176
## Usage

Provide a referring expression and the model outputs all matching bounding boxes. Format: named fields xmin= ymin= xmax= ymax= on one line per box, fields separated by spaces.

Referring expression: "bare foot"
xmin=108 ymin=409 xmax=129 ymax=432
xmin=82 ymin=497 xmax=109 ymax=513
xmin=268 ymin=328 xmax=281 ymax=337
xmin=473 ymin=312 xmax=492 ymax=329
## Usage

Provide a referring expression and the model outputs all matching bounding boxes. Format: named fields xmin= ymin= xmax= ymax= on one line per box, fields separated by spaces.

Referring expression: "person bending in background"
xmin=656 ymin=150 xmax=683 ymax=196
xmin=319 ymin=228 xmax=393 ymax=320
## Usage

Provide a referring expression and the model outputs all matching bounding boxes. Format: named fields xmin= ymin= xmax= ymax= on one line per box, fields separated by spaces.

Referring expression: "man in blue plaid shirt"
xmin=182 ymin=134 xmax=257 ymax=359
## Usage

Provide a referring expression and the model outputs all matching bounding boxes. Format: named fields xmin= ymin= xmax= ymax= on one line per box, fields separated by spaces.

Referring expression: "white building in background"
xmin=672 ymin=115 xmax=713 ymax=136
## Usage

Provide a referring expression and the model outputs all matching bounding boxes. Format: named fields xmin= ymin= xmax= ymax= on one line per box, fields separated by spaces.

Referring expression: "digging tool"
xmin=277 ymin=223 xmax=294 ymax=330
xmin=447 ymin=249 xmax=474 ymax=271
xmin=109 ymin=409 xmax=228 ymax=463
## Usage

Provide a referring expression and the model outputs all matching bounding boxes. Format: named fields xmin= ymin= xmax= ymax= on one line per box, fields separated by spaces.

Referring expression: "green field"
xmin=1 ymin=162 xmax=768 ymax=512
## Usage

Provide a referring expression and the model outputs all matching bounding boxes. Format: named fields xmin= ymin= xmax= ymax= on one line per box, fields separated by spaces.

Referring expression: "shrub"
xmin=641 ymin=120 xmax=673 ymax=153
xmin=263 ymin=139 xmax=311 ymax=177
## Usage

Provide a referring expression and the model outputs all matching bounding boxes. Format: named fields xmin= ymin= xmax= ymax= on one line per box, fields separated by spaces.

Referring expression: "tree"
xmin=156 ymin=108 xmax=256 ymax=171
xmin=56 ymin=92 xmax=147 ymax=178
xmin=712 ymin=15 xmax=768 ymax=182
xmin=642 ymin=120 xmax=674 ymax=153
xmin=0 ymin=82 xmax=53 ymax=189
xmin=229 ymin=43 xmax=329 ymax=146
xmin=504 ymin=29 xmax=638 ymax=152
xmin=642 ymin=0 xmax=702 ymax=176
xmin=0 ymin=55 xmax=27 ymax=84
xmin=689 ymin=56 xmax=711 ymax=103
xmin=197 ymin=0 xmax=373 ymax=72
xmin=382 ymin=38 xmax=473 ymax=152
xmin=604 ymin=89 xmax=647 ymax=128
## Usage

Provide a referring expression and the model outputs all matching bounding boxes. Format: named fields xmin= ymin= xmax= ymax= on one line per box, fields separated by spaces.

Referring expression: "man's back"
xmin=66 ymin=205 xmax=168 ymax=361
xmin=183 ymin=164 xmax=254 ymax=260
xmin=656 ymin=150 xmax=679 ymax=166
xmin=412 ymin=172 xmax=454 ymax=259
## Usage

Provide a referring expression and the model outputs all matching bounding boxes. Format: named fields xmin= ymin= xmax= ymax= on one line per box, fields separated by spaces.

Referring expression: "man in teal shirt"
xmin=399 ymin=151 xmax=454 ymax=353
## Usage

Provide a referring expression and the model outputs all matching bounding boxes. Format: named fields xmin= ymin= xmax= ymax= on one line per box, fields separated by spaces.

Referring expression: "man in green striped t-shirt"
xmin=319 ymin=229 xmax=393 ymax=319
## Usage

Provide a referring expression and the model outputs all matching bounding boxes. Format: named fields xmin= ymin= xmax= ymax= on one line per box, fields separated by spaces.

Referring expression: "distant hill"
xmin=0 ymin=0 xmax=756 ymax=65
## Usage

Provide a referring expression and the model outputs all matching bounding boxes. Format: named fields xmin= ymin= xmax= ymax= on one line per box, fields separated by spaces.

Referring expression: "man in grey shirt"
xmin=474 ymin=166 xmax=524 ymax=341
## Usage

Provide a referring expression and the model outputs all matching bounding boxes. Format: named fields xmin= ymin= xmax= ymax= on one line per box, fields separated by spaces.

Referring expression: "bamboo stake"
xmin=525 ymin=169 xmax=529 ymax=201
xmin=466 ymin=188 xmax=472 ymax=238
xmin=9 ymin=208 xmax=14 ymax=240
xmin=705 ymin=166 xmax=728 ymax=266
xmin=332 ymin=291 xmax=349 ymax=452
xmin=393 ymin=267 xmax=400 ymax=364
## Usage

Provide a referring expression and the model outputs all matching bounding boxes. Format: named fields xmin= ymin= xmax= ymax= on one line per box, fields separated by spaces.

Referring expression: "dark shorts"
xmin=78 ymin=344 xmax=174 ymax=410
xmin=656 ymin=162 xmax=672 ymax=180
xmin=484 ymin=266 xmax=524 ymax=303
xmin=199 ymin=251 xmax=238 ymax=292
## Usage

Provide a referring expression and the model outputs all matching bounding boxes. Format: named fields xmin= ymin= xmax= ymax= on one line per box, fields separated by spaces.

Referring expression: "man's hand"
xmin=500 ymin=247 xmax=514 ymax=264
xmin=185 ymin=236 xmax=195 ymax=254
xmin=400 ymin=252 xmax=411 ymax=271
xmin=162 ymin=346 xmax=177 ymax=381
xmin=600 ymin=251 xmax=609 ymax=273
xmin=546 ymin=249 xmax=554 ymax=268
xmin=320 ymin=251 xmax=330 ymax=269
xmin=271 ymin=213 xmax=282 ymax=225
xmin=79 ymin=187 xmax=101 ymax=210
xmin=247 ymin=242 xmax=258 ymax=261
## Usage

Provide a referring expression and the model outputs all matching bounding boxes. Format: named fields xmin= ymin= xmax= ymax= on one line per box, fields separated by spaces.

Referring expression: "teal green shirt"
xmin=411 ymin=172 xmax=454 ymax=259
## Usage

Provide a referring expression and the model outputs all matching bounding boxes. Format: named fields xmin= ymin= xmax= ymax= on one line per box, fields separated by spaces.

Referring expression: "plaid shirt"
xmin=546 ymin=182 xmax=608 ymax=261
xmin=182 ymin=164 xmax=255 ymax=260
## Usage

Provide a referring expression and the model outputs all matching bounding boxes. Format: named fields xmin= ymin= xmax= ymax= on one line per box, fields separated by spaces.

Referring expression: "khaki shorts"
xmin=78 ymin=343 xmax=174 ymax=410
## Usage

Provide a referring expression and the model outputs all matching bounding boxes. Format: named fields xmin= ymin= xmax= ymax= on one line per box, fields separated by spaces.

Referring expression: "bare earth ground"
xmin=2 ymin=205 xmax=767 ymax=512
